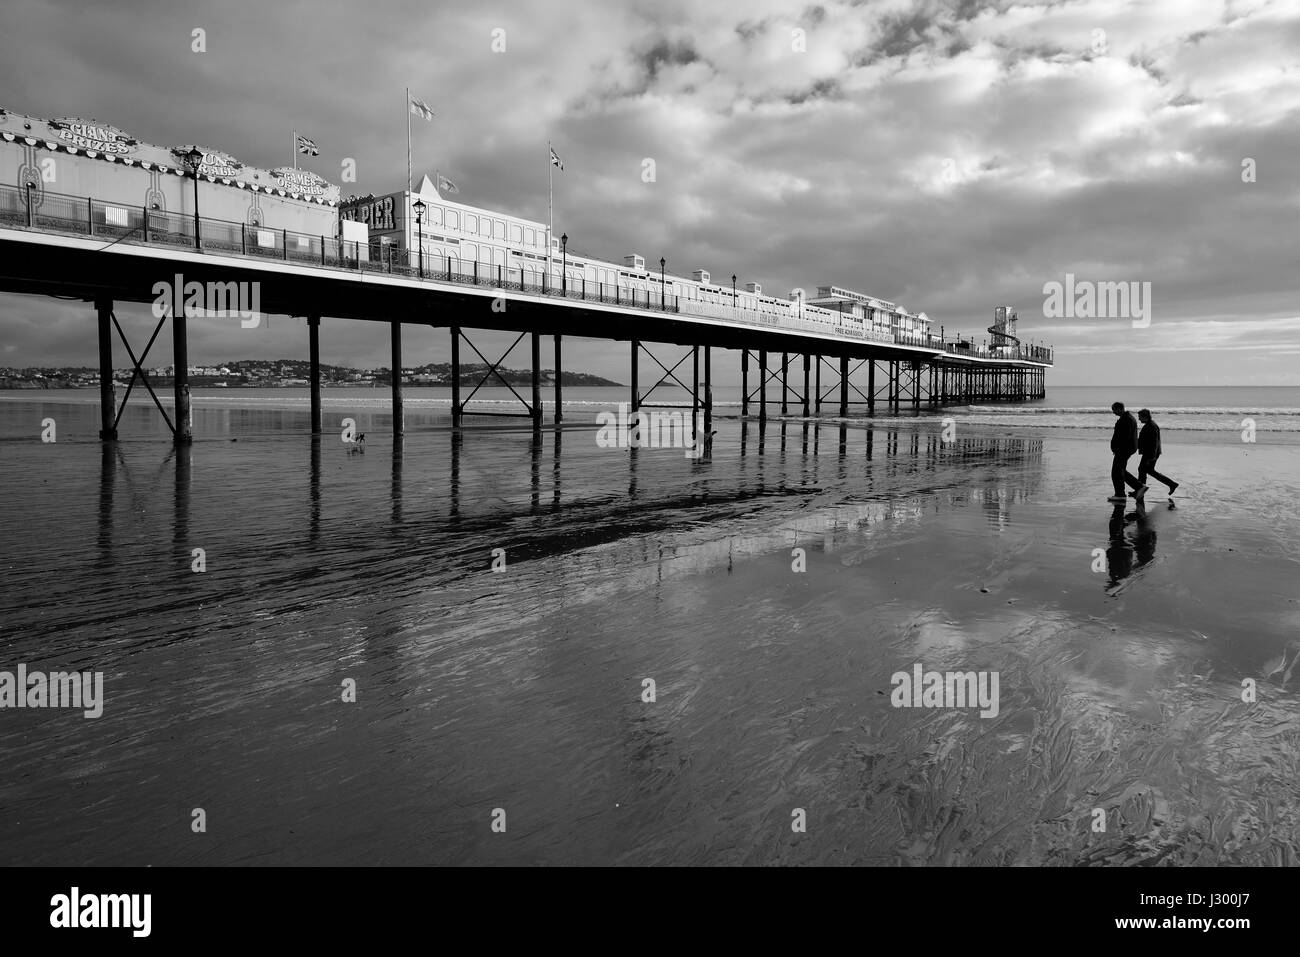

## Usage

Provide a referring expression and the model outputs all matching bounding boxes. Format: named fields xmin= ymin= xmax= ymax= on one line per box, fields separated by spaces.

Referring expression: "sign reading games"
xmin=271 ymin=168 xmax=340 ymax=203
xmin=49 ymin=118 xmax=138 ymax=155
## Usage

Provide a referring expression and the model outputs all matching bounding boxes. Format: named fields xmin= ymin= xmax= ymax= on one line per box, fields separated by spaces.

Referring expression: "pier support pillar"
xmin=802 ymin=354 xmax=810 ymax=417
xmin=172 ymin=307 xmax=192 ymax=445
xmin=741 ymin=350 xmax=749 ymax=416
xmin=868 ymin=359 xmax=875 ymax=416
xmin=553 ymin=335 xmax=563 ymax=425
xmin=450 ymin=326 xmax=461 ymax=428
xmin=390 ymin=319 xmax=403 ymax=437
xmin=531 ymin=331 xmax=541 ymax=431
xmin=96 ymin=297 xmax=117 ymax=441
xmin=692 ymin=345 xmax=700 ymax=433
xmin=631 ymin=339 xmax=639 ymax=415
xmin=704 ymin=346 xmax=712 ymax=441
xmin=759 ymin=349 xmax=767 ymax=422
xmin=781 ymin=352 xmax=789 ymax=415
xmin=308 ymin=315 xmax=322 ymax=435
xmin=839 ymin=355 xmax=848 ymax=417
xmin=814 ymin=356 xmax=822 ymax=414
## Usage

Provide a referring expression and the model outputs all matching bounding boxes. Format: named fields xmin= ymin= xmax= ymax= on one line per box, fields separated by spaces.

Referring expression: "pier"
xmin=0 ymin=181 xmax=1052 ymax=449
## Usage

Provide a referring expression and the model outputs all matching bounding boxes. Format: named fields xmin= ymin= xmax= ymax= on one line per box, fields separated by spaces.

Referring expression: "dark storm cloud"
xmin=867 ymin=9 xmax=939 ymax=61
xmin=637 ymin=37 xmax=702 ymax=83
xmin=785 ymin=77 xmax=841 ymax=105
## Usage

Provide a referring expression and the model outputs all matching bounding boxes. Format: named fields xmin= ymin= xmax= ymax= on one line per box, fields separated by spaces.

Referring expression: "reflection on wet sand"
xmin=11 ymin=397 xmax=1300 ymax=866
xmin=1104 ymin=498 xmax=1167 ymax=595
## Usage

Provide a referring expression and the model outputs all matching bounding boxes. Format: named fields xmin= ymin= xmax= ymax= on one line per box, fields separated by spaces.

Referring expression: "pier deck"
xmin=0 ymin=183 xmax=1052 ymax=447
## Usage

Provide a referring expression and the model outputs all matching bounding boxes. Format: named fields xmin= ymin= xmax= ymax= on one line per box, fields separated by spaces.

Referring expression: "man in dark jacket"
xmin=1109 ymin=402 xmax=1140 ymax=502
xmin=1134 ymin=408 xmax=1179 ymax=497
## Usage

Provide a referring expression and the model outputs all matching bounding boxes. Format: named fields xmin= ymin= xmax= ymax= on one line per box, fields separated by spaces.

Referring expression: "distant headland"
xmin=1 ymin=359 xmax=623 ymax=390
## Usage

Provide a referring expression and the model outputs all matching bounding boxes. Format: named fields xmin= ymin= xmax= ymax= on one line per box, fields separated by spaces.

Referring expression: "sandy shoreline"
xmin=1 ymin=399 xmax=1298 ymax=865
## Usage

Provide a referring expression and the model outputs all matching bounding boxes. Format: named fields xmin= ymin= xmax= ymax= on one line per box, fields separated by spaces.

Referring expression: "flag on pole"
xmin=549 ymin=146 xmax=564 ymax=171
xmin=296 ymin=133 xmax=319 ymax=156
xmin=409 ymin=96 xmax=435 ymax=121
xmin=437 ymin=172 xmax=460 ymax=195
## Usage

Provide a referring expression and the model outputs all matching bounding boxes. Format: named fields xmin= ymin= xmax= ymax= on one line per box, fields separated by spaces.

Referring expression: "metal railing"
xmin=0 ymin=182 xmax=1054 ymax=364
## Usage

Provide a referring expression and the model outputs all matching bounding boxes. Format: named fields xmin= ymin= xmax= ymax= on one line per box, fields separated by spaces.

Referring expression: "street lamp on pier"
xmin=731 ymin=273 xmax=737 ymax=308
xmin=412 ymin=198 xmax=425 ymax=277
xmin=561 ymin=233 xmax=568 ymax=295
xmin=660 ymin=257 xmax=665 ymax=309
xmin=182 ymin=146 xmax=203 ymax=251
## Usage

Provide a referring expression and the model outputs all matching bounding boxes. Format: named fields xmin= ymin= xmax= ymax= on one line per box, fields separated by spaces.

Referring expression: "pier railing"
xmin=0 ymin=183 xmax=1052 ymax=365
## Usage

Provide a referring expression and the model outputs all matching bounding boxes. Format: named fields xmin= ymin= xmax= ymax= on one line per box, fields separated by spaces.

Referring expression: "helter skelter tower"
xmin=987 ymin=305 xmax=1020 ymax=354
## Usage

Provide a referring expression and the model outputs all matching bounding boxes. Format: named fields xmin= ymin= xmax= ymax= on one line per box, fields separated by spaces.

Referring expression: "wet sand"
xmin=1 ymin=397 xmax=1298 ymax=865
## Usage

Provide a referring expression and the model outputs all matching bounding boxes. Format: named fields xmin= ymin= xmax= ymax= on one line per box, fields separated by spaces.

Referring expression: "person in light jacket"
xmin=1132 ymin=409 xmax=1179 ymax=498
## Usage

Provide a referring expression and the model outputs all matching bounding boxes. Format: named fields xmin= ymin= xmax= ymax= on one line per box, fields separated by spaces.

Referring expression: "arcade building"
xmin=0 ymin=106 xmax=341 ymax=240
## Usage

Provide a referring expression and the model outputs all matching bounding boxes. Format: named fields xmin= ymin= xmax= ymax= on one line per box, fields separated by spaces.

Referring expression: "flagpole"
xmin=406 ymin=87 xmax=412 ymax=198
xmin=547 ymin=140 xmax=553 ymax=277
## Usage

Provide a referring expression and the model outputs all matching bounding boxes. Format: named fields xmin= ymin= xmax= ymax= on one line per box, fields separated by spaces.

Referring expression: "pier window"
xmin=446 ymin=210 xmax=459 ymax=230
xmin=525 ymin=227 xmax=535 ymax=246
xmin=465 ymin=214 xmax=477 ymax=234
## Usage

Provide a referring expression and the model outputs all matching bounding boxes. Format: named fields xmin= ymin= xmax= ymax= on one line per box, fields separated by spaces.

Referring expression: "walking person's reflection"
xmin=1105 ymin=502 xmax=1134 ymax=588
xmin=1104 ymin=498 xmax=1161 ymax=594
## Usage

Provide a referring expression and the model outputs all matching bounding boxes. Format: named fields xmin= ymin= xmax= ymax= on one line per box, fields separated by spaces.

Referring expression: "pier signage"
xmin=341 ymin=194 xmax=397 ymax=232
xmin=48 ymin=118 xmax=138 ymax=155
xmin=171 ymin=146 xmax=244 ymax=178
xmin=271 ymin=167 xmax=340 ymax=202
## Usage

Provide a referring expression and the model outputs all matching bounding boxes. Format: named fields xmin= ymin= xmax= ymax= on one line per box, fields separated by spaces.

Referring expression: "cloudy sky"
xmin=2 ymin=0 xmax=1298 ymax=386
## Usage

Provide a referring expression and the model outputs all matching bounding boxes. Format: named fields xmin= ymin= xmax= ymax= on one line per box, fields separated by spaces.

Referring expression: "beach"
xmin=1 ymin=392 xmax=1299 ymax=865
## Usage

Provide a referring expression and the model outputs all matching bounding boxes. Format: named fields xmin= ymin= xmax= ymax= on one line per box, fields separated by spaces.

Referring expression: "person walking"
xmin=1108 ymin=401 xmax=1140 ymax=503
xmin=1132 ymin=408 xmax=1179 ymax=498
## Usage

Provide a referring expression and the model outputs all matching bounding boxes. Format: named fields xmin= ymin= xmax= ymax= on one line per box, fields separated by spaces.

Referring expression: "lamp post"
xmin=660 ymin=257 xmax=666 ymax=309
xmin=412 ymin=198 xmax=425 ymax=277
xmin=731 ymin=273 xmax=737 ymax=308
xmin=183 ymin=146 xmax=203 ymax=251
xmin=561 ymin=233 xmax=568 ymax=296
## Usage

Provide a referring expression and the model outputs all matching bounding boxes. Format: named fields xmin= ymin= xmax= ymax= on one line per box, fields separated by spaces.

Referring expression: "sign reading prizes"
xmin=49 ymin=118 xmax=138 ymax=155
